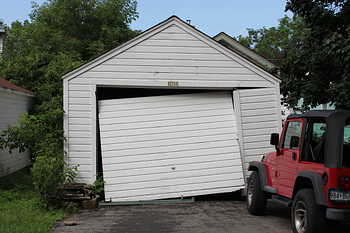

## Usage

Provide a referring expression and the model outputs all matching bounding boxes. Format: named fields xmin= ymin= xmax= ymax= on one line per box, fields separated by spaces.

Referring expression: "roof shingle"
xmin=0 ymin=77 xmax=35 ymax=95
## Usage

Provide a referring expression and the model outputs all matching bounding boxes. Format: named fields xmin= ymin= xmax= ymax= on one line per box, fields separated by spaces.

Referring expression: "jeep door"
xmin=276 ymin=119 xmax=303 ymax=197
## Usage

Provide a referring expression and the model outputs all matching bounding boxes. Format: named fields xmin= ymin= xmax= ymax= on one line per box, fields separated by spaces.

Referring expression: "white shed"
xmin=0 ymin=77 xmax=36 ymax=176
xmin=62 ymin=16 xmax=282 ymax=202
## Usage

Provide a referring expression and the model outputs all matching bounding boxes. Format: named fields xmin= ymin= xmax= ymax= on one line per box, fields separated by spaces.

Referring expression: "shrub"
xmin=31 ymin=155 xmax=78 ymax=208
xmin=0 ymin=109 xmax=65 ymax=161
xmin=0 ymin=109 xmax=78 ymax=208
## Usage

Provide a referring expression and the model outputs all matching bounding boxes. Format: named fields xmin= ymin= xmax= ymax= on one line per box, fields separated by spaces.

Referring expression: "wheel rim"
xmin=294 ymin=200 xmax=307 ymax=233
xmin=247 ymin=179 xmax=253 ymax=206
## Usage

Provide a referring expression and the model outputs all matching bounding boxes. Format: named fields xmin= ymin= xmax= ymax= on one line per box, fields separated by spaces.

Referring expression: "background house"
xmin=62 ymin=16 xmax=282 ymax=202
xmin=213 ymin=32 xmax=293 ymax=123
xmin=213 ymin=32 xmax=276 ymax=72
xmin=0 ymin=29 xmax=6 ymax=55
xmin=0 ymin=77 xmax=36 ymax=176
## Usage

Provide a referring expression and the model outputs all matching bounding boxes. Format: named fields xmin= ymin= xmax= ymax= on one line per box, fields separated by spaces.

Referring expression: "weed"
xmin=65 ymin=202 xmax=80 ymax=214
xmin=88 ymin=172 xmax=105 ymax=199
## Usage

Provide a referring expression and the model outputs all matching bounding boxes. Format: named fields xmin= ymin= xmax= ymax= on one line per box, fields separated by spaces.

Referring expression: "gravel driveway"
xmin=51 ymin=197 xmax=349 ymax=233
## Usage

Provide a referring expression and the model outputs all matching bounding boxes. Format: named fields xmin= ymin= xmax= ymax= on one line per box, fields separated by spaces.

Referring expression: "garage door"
xmin=98 ymin=91 xmax=244 ymax=202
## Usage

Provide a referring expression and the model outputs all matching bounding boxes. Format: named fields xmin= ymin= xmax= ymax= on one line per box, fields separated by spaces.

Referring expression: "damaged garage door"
xmin=98 ymin=91 xmax=244 ymax=202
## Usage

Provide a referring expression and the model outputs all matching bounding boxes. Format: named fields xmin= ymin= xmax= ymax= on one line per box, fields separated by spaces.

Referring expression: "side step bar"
xmin=271 ymin=195 xmax=293 ymax=207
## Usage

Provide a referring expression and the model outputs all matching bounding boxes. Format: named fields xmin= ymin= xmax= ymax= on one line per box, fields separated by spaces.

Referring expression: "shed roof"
xmin=0 ymin=77 xmax=36 ymax=96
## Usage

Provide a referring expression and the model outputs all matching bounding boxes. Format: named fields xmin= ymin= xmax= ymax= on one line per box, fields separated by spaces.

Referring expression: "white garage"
xmin=62 ymin=16 xmax=282 ymax=202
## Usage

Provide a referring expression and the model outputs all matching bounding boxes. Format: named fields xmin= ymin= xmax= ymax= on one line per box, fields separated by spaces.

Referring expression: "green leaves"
xmin=31 ymin=155 xmax=79 ymax=208
xmin=0 ymin=0 xmax=140 ymax=209
xmin=88 ymin=173 xmax=106 ymax=198
xmin=281 ymin=0 xmax=350 ymax=110
xmin=27 ymin=0 xmax=139 ymax=61
xmin=235 ymin=15 xmax=308 ymax=66
xmin=0 ymin=109 xmax=65 ymax=159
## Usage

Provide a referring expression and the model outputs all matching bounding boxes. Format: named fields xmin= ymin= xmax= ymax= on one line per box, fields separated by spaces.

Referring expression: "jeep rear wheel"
xmin=291 ymin=189 xmax=326 ymax=233
xmin=247 ymin=171 xmax=267 ymax=215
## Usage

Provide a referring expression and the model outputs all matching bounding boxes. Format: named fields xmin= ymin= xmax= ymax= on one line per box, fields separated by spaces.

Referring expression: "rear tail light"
xmin=338 ymin=175 xmax=350 ymax=189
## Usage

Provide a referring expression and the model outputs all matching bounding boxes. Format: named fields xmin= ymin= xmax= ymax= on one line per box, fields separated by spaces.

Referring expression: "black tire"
xmin=246 ymin=171 xmax=267 ymax=215
xmin=291 ymin=189 xmax=326 ymax=233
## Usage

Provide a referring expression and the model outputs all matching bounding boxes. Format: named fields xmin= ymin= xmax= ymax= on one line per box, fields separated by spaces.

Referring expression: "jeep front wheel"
xmin=246 ymin=171 xmax=267 ymax=215
xmin=291 ymin=189 xmax=326 ymax=233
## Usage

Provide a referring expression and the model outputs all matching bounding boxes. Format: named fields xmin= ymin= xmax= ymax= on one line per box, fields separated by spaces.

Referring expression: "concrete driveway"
xmin=51 ymin=197 xmax=349 ymax=233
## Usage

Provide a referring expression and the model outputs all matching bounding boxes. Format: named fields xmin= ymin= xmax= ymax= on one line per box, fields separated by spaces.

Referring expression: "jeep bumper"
xmin=326 ymin=208 xmax=350 ymax=221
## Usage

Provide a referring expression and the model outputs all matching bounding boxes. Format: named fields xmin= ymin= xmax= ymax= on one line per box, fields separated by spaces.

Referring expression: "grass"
xmin=0 ymin=174 xmax=69 ymax=233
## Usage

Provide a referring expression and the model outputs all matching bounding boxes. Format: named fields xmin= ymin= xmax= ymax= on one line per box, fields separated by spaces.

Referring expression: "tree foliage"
xmin=1 ymin=0 xmax=140 ymax=114
xmin=0 ymin=110 xmax=65 ymax=159
xmin=281 ymin=0 xmax=350 ymax=110
xmin=29 ymin=0 xmax=139 ymax=61
xmin=0 ymin=0 xmax=139 ymax=146
xmin=235 ymin=15 xmax=308 ymax=66
xmin=0 ymin=0 xmax=139 ymax=207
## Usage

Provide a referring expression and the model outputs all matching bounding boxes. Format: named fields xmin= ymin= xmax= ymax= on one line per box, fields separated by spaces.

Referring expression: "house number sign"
xmin=168 ymin=81 xmax=179 ymax=87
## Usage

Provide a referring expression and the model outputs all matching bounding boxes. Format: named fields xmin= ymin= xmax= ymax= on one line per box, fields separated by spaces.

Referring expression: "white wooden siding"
xmin=63 ymin=16 xmax=281 ymax=185
xmin=78 ymin=25 xmax=273 ymax=87
xmin=66 ymin=82 xmax=93 ymax=183
xmin=234 ymin=88 xmax=282 ymax=180
xmin=98 ymin=91 xmax=244 ymax=202
xmin=0 ymin=91 xmax=35 ymax=176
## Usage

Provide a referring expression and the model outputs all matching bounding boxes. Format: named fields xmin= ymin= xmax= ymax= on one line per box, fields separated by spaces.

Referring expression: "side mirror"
xmin=270 ymin=133 xmax=280 ymax=156
xmin=270 ymin=133 xmax=279 ymax=146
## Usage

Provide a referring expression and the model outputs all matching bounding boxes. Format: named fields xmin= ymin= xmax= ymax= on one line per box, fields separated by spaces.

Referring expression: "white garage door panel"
xmin=100 ymin=120 xmax=236 ymax=138
xmin=100 ymin=125 xmax=236 ymax=144
xmin=99 ymin=91 xmax=244 ymax=202
xmin=100 ymin=114 xmax=237 ymax=132
xmin=108 ymin=179 xmax=245 ymax=201
xmin=106 ymin=165 xmax=244 ymax=184
xmin=101 ymin=128 xmax=237 ymax=152
xmin=103 ymin=153 xmax=242 ymax=173
xmin=102 ymin=142 xmax=239 ymax=161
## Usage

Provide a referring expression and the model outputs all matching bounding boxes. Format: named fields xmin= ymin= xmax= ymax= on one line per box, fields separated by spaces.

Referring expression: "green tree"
xmin=0 ymin=0 xmax=140 ymax=207
xmin=281 ymin=0 xmax=350 ymax=110
xmin=29 ymin=0 xmax=139 ymax=61
xmin=235 ymin=15 xmax=308 ymax=67
xmin=0 ymin=0 xmax=139 ymax=129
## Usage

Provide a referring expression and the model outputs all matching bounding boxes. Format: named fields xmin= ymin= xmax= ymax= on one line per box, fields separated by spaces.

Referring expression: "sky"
xmin=0 ymin=0 xmax=293 ymax=38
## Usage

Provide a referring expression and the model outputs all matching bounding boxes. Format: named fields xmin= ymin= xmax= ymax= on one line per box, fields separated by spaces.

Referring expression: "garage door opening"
xmin=97 ymin=87 xmax=217 ymax=101
xmin=97 ymin=90 xmax=245 ymax=202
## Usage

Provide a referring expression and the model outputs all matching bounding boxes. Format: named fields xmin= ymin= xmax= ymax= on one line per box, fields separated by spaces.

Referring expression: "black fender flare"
xmin=248 ymin=162 xmax=277 ymax=194
xmin=293 ymin=170 xmax=327 ymax=206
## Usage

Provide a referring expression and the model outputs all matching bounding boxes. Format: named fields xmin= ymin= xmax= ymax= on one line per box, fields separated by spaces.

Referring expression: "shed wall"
xmin=64 ymin=19 xmax=281 ymax=185
xmin=66 ymin=82 xmax=93 ymax=183
xmin=0 ymin=91 xmax=35 ymax=176
xmin=234 ymin=87 xmax=282 ymax=180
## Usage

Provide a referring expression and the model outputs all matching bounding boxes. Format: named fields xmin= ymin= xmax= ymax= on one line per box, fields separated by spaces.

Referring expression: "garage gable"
xmin=63 ymin=16 xmax=280 ymax=88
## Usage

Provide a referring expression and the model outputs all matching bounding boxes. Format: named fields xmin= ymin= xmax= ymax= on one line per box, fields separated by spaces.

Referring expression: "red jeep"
xmin=247 ymin=110 xmax=350 ymax=233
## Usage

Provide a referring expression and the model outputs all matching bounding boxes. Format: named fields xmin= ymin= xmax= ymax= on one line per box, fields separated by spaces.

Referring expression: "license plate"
xmin=329 ymin=189 xmax=350 ymax=202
